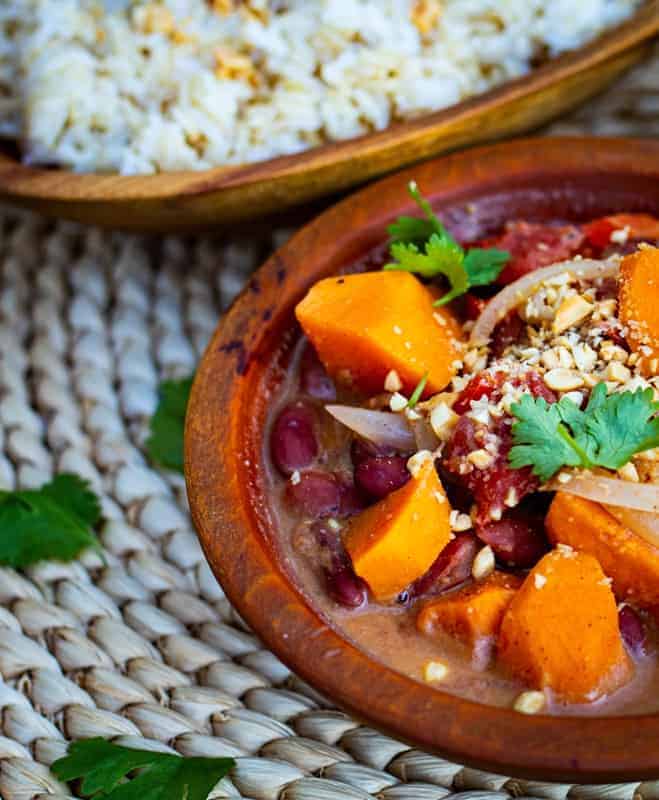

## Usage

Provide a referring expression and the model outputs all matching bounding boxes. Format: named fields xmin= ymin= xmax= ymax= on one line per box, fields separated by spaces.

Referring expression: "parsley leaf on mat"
xmin=146 ymin=376 xmax=194 ymax=473
xmin=0 ymin=474 xmax=101 ymax=567
xmin=52 ymin=738 xmax=235 ymax=800
xmin=385 ymin=181 xmax=509 ymax=305
xmin=509 ymin=384 xmax=659 ymax=482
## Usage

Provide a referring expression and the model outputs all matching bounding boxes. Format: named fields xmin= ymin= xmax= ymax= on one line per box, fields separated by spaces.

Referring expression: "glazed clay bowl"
xmin=186 ymin=137 xmax=659 ymax=783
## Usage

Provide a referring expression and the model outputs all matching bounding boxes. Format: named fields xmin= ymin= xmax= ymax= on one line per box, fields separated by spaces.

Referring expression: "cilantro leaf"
xmin=52 ymin=738 xmax=234 ymax=800
xmin=146 ymin=376 xmax=194 ymax=473
xmin=581 ymin=386 xmax=659 ymax=469
xmin=387 ymin=216 xmax=438 ymax=248
xmin=41 ymin=474 xmax=102 ymax=528
xmin=508 ymin=395 xmax=582 ymax=482
xmin=509 ymin=384 xmax=659 ymax=482
xmin=463 ymin=248 xmax=509 ymax=287
xmin=385 ymin=181 xmax=508 ymax=303
xmin=0 ymin=474 xmax=101 ymax=568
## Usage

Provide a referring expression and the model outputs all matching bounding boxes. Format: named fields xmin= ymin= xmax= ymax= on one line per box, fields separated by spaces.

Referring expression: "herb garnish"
xmin=385 ymin=181 xmax=509 ymax=305
xmin=0 ymin=474 xmax=101 ymax=567
xmin=146 ymin=376 xmax=194 ymax=473
xmin=407 ymin=371 xmax=429 ymax=409
xmin=509 ymin=383 xmax=659 ymax=482
xmin=52 ymin=738 xmax=235 ymax=800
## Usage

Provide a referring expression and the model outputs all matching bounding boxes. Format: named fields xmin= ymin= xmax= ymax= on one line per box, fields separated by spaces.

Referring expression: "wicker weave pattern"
xmin=0 ymin=46 xmax=658 ymax=800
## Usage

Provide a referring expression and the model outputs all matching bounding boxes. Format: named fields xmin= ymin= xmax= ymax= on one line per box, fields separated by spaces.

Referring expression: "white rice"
xmin=2 ymin=0 xmax=641 ymax=174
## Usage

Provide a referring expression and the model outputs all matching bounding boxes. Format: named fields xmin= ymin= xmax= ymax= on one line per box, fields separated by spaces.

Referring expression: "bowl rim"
xmin=1 ymin=1 xmax=656 ymax=204
xmin=186 ymin=135 xmax=659 ymax=783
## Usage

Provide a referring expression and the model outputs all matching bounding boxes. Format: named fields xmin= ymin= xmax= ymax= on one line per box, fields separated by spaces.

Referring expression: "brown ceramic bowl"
xmin=186 ymin=137 xmax=659 ymax=783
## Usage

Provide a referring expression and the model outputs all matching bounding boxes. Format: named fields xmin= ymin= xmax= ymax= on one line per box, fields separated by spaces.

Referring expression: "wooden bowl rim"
xmin=2 ymin=1 xmax=657 ymax=203
xmin=186 ymin=136 xmax=659 ymax=783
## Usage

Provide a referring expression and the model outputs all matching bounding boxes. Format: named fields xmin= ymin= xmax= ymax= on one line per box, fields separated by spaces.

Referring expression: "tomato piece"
xmin=474 ymin=221 xmax=584 ymax=285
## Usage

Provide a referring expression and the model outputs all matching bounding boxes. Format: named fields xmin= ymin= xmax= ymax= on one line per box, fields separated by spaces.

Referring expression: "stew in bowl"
xmin=186 ymin=138 xmax=659 ymax=780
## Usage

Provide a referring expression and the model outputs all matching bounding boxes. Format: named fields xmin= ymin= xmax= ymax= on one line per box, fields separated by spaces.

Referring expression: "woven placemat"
xmin=0 ymin=44 xmax=658 ymax=800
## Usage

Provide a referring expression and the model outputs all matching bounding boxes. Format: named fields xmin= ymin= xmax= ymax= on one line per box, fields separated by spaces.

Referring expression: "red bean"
xmin=337 ymin=478 xmax=369 ymax=517
xmin=408 ymin=533 xmax=479 ymax=600
xmin=313 ymin=521 xmax=367 ymax=608
xmin=477 ymin=511 xmax=548 ymax=568
xmin=619 ymin=605 xmax=647 ymax=656
xmin=285 ymin=471 xmax=342 ymax=518
xmin=300 ymin=344 xmax=336 ymax=401
xmin=325 ymin=555 xmax=368 ymax=608
xmin=355 ymin=455 xmax=410 ymax=499
xmin=271 ymin=401 xmax=318 ymax=476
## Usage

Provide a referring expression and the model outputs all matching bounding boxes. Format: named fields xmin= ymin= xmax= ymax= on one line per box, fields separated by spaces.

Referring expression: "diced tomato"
xmin=445 ymin=369 xmax=556 ymax=523
xmin=443 ymin=417 xmax=539 ymax=525
xmin=464 ymin=293 xmax=488 ymax=321
xmin=491 ymin=311 xmax=525 ymax=358
xmin=453 ymin=369 xmax=555 ymax=415
xmin=475 ymin=221 xmax=585 ymax=285
xmin=584 ymin=213 xmax=659 ymax=252
xmin=582 ymin=218 xmax=616 ymax=250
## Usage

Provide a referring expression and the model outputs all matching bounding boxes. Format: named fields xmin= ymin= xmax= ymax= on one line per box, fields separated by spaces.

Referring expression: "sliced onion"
xmin=469 ymin=257 xmax=620 ymax=347
xmin=546 ymin=471 xmax=659 ymax=513
xmin=325 ymin=405 xmax=415 ymax=451
xmin=409 ymin=416 xmax=440 ymax=452
xmin=605 ymin=505 xmax=659 ymax=550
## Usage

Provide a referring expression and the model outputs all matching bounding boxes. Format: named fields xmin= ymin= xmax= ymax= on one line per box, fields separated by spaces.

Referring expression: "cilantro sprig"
xmin=0 ymin=474 xmax=102 ymax=567
xmin=385 ymin=181 xmax=509 ymax=305
xmin=146 ymin=376 xmax=194 ymax=473
xmin=52 ymin=738 xmax=234 ymax=800
xmin=509 ymin=383 xmax=659 ymax=482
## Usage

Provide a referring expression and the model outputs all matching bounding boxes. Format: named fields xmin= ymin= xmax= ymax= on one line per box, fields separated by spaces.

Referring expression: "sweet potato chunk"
xmin=295 ymin=272 xmax=462 ymax=397
xmin=417 ymin=571 xmax=522 ymax=648
xmin=498 ymin=549 xmax=632 ymax=703
xmin=344 ymin=458 xmax=451 ymax=601
xmin=618 ymin=245 xmax=659 ymax=373
xmin=546 ymin=492 xmax=659 ymax=609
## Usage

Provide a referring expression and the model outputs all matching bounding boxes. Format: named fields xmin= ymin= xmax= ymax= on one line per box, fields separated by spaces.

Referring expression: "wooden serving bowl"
xmin=2 ymin=3 xmax=658 ymax=233
xmin=186 ymin=137 xmax=659 ymax=783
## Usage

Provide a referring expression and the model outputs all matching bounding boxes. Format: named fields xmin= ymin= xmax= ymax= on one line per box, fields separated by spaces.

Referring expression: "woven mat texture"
xmin=0 ymin=44 xmax=658 ymax=800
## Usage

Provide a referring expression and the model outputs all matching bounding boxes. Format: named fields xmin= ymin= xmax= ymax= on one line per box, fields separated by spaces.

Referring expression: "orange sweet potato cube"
xmin=546 ymin=492 xmax=659 ymax=610
xmin=417 ymin=571 xmax=522 ymax=648
xmin=344 ymin=458 xmax=451 ymax=601
xmin=295 ymin=271 xmax=462 ymax=397
xmin=498 ymin=548 xmax=633 ymax=703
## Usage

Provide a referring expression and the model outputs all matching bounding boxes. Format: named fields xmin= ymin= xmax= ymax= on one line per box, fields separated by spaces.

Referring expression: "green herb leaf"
xmin=463 ymin=248 xmax=510 ymax=287
xmin=385 ymin=182 xmax=508 ymax=303
xmin=508 ymin=395 xmax=583 ymax=482
xmin=407 ymin=371 xmax=429 ymax=409
xmin=146 ymin=376 xmax=194 ymax=473
xmin=509 ymin=384 xmax=659 ymax=482
xmin=0 ymin=474 xmax=101 ymax=568
xmin=52 ymin=738 xmax=235 ymax=800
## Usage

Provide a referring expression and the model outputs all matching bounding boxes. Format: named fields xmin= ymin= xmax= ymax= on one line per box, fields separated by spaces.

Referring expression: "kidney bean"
xmin=313 ymin=521 xmax=368 ymax=608
xmin=408 ymin=533 xmax=479 ymax=600
xmin=300 ymin=344 xmax=336 ymax=401
xmin=619 ymin=604 xmax=647 ymax=656
xmin=337 ymin=478 xmax=369 ymax=517
xmin=477 ymin=511 xmax=548 ymax=568
xmin=325 ymin=555 xmax=368 ymax=608
xmin=271 ymin=401 xmax=318 ymax=476
xmin=285 ymin=471 xmax=342 ymax=518
xmin=355 ymin=455 xmax=410 ymax=499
